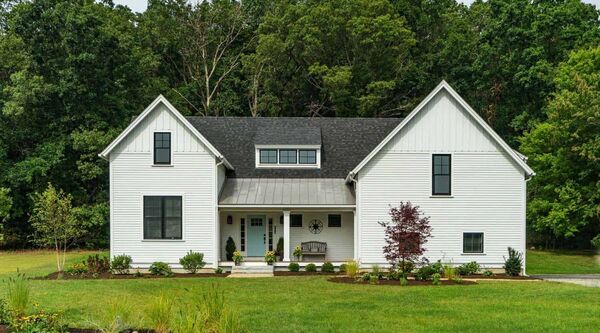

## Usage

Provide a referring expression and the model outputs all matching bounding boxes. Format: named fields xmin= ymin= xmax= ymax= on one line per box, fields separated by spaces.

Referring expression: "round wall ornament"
xmin=308 ymin=219 xmax=323 ymax=234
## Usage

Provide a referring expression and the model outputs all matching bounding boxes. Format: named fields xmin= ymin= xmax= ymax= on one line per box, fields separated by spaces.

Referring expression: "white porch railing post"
xmin=283 ymin=210 xmax=291 ymax=262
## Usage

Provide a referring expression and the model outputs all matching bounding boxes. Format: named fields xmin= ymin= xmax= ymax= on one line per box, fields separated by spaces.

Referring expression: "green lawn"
xmin=527 ymin=250 xmax=600 ymax=274
xmin=1 ymin=251 xmax=599 ymax=332
xmin=0 ymin=250 xmax=106 ymax=278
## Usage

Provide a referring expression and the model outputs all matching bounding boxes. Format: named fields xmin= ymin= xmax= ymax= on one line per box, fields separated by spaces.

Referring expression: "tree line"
xmin=0 ymin=0 xmax=598 ymax=249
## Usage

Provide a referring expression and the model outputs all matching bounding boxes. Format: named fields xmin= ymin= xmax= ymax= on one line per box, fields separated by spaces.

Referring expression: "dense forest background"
xmin=0 ymin=0 xmax=598 ymax=250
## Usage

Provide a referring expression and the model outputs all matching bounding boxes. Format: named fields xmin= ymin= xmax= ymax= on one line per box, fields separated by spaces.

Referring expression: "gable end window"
xmin=463 ymin=232 xmax=484 ymax=253
xmin=328 ymin=214 xmax=341 ymax=228
xmin=154 ymin=132 xmax=171 ymax=165
xmin=432 ymin=154 xmax=451 ymax=195
xmin=144 ymin=196 xmax=182 ymax=240
xmin=290 ymin=214 xmax=303 ymax=227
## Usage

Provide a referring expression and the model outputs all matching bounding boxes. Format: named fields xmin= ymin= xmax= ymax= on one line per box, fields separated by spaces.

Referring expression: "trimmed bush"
xmin=483 ymin=270 xmax=493 ymax=277
xmin=361 ymin=272 xmax=371 ymax=282
xmin=457 ymin=261 xmax=480 ymax=276
xmin=305 ymin=263 xmax=317 ymax=272
xmin=86 ymin=254 xmax=110 ymax=274
xmin=111 ymin=254 xmax=132 ymax=274
xmin=321 ymin=262 xmax=334 ymax=273
xmin=149 ymin=262 xmax=173 ymax=277
xmin=503 ymin=247 xmax=523 ymax=276
xmin=414 ymin=262 xmax=442 ymax=281
xmin=214 ymin=267 xmax=224 ymax=274
xmin=339 ymin=263 xmax=347 ymax=273
xmin=179 ymin=251 xmax=205 ymax=273
xmin=288 ymin=262 xmax=300 ymax=272
xmin=225 ymin=237 xmax=236 ymax=261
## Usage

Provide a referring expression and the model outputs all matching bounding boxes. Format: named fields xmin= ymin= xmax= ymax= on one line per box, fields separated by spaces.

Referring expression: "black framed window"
xmin=143 ymin=196 xmax=182 ymax=239
xmin=299 ymin=149 xmax=317 ymax=164
xmin=463 ymin=232 xmax=484 ymax=253
xmin=328 ymin=214 xmax=341 ymax=228
xmin=259 ymin=149 xmax=278 ymax=164
xmin=154 ymin=132 xmax=171 ymax=165
xmin=432 ymin=154 xmax=451 ymax=195
xmin=279 ymin=149 xmax=297 ymax=164
xmin=290 ymin=214 xmax=302 ymax=227
xmin=240 ymin=218 xmax=245 ymax=251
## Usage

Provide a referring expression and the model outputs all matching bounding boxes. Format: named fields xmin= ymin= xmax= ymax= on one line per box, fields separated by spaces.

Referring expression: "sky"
xmin=114 ymin=0 xmax=600 ymax=13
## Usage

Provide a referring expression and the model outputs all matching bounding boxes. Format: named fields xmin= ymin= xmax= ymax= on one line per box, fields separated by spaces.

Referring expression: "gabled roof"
xmin=346 ymin=80 xmax=535 ymax=181
xmin=187 ymin=117 xmax=402 ymax=178
xmin=254 ymin=126 xmax=321 ymax=145
xmin=98 ymin=95 xmax=234 ymax=170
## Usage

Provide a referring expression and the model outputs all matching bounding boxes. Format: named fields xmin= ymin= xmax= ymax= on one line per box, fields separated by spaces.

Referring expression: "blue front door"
xmin=247 ymin=216 xmax=265 ymax=257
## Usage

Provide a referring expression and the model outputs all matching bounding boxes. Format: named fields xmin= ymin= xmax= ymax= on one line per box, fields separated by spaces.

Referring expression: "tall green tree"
xmin=521 ymin=45 xmax=600 ymax=244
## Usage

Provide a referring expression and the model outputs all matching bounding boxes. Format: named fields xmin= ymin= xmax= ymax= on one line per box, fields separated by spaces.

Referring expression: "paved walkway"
xmin=531 ymin=274 xmax=600 ymax=288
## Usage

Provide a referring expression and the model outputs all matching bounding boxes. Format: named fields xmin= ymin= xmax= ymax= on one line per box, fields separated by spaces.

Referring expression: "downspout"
xmin=214 ymin=159 xmax=225 ymax=269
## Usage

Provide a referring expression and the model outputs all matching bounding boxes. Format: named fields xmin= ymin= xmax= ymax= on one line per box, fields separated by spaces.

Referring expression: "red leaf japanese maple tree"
xmin=379 ymin=202 xmax=432 ymax=273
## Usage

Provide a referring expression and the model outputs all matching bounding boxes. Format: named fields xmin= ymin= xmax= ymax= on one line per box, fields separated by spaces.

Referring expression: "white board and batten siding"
xmin=357 ymin=90 xmax=526 ymax=268
xmin=110 ymin=103 xmax=219 ymax=267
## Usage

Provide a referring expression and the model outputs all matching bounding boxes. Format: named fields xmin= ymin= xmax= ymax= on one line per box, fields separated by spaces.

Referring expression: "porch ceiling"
xmin=218 ymin=178 xmax=355 ymax=206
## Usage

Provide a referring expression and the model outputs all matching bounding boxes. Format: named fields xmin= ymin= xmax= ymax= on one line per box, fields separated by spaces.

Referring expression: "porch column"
xmin=283 ymin=210 xmax=291 ymax=262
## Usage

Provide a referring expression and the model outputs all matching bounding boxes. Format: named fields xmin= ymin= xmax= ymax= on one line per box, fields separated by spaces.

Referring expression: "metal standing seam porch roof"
xmin=219 ymin=178 xmax=355 ymax=206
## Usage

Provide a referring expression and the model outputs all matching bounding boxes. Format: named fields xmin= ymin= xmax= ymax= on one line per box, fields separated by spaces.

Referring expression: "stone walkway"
xmin=531 ymin=274 xmax=600 ymax=288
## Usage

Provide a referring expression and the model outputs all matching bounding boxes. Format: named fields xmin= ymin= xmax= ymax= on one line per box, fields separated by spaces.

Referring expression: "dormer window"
xmin=255 ymin=146 xmax=320 ymax=168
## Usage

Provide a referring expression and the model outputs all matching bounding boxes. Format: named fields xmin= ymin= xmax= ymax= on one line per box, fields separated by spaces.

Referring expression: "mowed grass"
xmin=527 ymin=250 xmax=600 ymax=274
xmin=0 ymin=250 xmax=599 ymax=332
xmin=0 ymin=250 xmax=107 ymax=278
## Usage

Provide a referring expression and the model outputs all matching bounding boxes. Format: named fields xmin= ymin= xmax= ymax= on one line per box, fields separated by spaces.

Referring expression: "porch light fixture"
xmin=227 ymin=215 xmax=233 ymax=225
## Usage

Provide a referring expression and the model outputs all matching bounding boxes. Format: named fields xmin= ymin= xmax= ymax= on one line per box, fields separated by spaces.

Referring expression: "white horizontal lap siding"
xmin=357 ymin=90 xmax=526 ymax=268
xmin=110 ymin=104 xmax=217 ymax=267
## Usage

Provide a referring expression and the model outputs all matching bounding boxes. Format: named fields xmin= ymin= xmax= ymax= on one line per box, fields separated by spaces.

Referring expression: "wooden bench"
xmin=300 ymin=241 xmax=327 ymax=261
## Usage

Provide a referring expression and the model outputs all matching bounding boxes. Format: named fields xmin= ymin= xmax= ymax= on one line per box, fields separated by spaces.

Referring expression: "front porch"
xmin=218 ymin=209 xmax=356 ymax=266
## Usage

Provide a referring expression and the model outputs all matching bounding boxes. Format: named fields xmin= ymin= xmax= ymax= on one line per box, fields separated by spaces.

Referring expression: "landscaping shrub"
xmin=65 ymin=262 xmax=88 ymax=276
xmin=483 ymin=270 xmax=494 ymax=277
xmin=443 ymin=264 xmax=456 ymax=280
xmin=264 ymin=251 xmax=276 ymax=264
xmin=452 ymin=276 xmax=464 ymax=284
xmin=345 ymin=260 xmax=359 ymax=278
xmin=503 ymin=247 xmax=523 ymax=276
xmin=6 ymin=273 xmax=29 ymax=316
xmin=361 ymin=272 xmax=371 ymax=282
xmin=0 ymin=299 xmax=10 ymax=325
xmin=431 ymin=260 xmax=443 ymax=275
xmin=111 ymin=254 xmax=132 ymax=274
xmin=591 ymin=234 xmax=600 ymax=249
xmin=288 ymin=262 xmax=300 ymax=272
xmin=225 ymin=237 xmax=236 ymax=261
xmin=91 ymin=299 xmax=134 ymax=333
xmin=398 ymin=261 xmax=415 ymax=274
xmin=86 ymin=254 xmax=111 ymax=274
xmin=214 ymin=267 xmax=224 ymax=274
xmin=179 ymin=251 xmax=205 ymax=273
xmin=10 ymin=308 xmax=62 ymax=333
xmin=149 ymin=262 xmax=173 ymax=277
xmin=370 ymin=264 xmax=382 ymax=278
xmin=339 ymin=263 xmax=347 ymax=273
xmin=321 ymin=262 xmax=334 ymax=273
xmin=369 ymin=274 xmax=379 ymax=285
xmin=414 ymin=263 xmax=441 ymax=281
xmin=457 ymin=261 xmax=480 ymax=276
xmin=432 ymin=273 xmax=441 ymax=285
xmin=387 ymin=269 xmax=406 ymax=281
xmin=147 ymin=295 xmax=172 ymax=333
xmin=305 ymin=263 xmax=317 ymax=272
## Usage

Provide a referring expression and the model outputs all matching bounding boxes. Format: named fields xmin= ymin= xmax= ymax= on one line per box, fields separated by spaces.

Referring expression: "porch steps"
xmin=228 ymin=263 xmax=274 ymax=278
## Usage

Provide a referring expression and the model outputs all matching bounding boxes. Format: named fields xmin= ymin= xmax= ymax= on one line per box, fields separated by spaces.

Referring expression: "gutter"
xmin=345 ymin=172 xmax=357 ymax=184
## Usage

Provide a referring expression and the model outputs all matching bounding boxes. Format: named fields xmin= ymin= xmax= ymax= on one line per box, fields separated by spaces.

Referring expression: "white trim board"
xmin=346 ymin=80 xmax=535 ymax=182
xmin=99 ymin=95 xmax=234 ymax=170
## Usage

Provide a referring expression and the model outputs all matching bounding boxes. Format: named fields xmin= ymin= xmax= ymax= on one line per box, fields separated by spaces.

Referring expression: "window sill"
xmin=429 ymin=195 xmax=453 ymax=198
xmin=151 ymin=164 xmax=174 ymax=167
xmin=141 ymin=239 xmax=185 ymax=242
xmin=461 ymin=253 xmax=486 ymax=256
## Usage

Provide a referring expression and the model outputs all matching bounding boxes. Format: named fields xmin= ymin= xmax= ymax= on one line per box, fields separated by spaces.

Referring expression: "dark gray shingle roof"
xmin=187 ymin=117 xmax=402 ymax=178
xmin=254 ymin=126 xmax=321 ymax=145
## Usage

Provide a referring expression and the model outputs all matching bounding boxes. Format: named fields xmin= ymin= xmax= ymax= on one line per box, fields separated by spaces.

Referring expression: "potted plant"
xmin=233 ymin=251 xmax=243 ymax=266
xmin=265 ymin=251 xmax=276 ymax=265
xmin=293 ymin=245 xmax=302 ymax=261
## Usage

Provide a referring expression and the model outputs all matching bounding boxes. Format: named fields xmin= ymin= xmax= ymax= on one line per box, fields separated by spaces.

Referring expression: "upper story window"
xmin=256 ymin=146 xmax=320 ymax=168
xmin=154 ymin=132 xmax=171 ymax=165
xmin=432 ymin=154 xmax=451 ymax=195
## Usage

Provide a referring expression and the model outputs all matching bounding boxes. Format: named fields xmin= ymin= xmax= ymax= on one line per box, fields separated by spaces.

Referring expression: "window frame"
xmin=298 ymin=149 xmax=317 ymax=165
xmin=259 ymin=149 xmax=278 ymax=164
xmin=432 ymin=154 xmax=452 ymax=196
xmin=278 ymin=149 xmax=298 ymax=164
xmin=462 ymin=232 xmax=484 ymax=254
xmin=290 ymin=214 xmax=303 ymax=228
xmin=328 ymin=214 xmax=342 ymax=228
xmin=153 ymin=132 xmax=172 ymax=165
xmin=255 ymin=145 xmax=321 ymax=168
xmin=142 ymin=195 xmax=183 ymax=241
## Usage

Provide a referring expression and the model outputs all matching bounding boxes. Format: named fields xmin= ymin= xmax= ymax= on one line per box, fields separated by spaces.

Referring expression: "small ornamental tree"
xmin=30 ymin=184 xmax=81 ymax=273
xmin=379 ymin=202 xmax=432 ymax=274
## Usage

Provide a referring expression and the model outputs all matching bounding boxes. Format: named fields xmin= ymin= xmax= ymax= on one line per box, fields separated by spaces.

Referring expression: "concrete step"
xmin=230 ymin=263 xmax=274 ymax=277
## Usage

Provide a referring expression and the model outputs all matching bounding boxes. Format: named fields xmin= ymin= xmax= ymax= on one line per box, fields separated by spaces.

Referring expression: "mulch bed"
xmin=0 ymin=326 xmax=154 ymax=333
xmin=37 ymin=272 xmax=229 ymax=280
xmin=329 ymin=276 xmax=477 ymax=286
xmin=274 ymin=271 xmax=339 ymax=276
